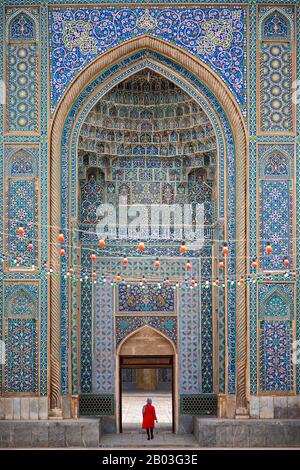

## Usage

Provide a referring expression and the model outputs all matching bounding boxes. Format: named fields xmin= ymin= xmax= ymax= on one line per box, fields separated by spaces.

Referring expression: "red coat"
xmin=142 ymin=404 xmax=157 ymax=429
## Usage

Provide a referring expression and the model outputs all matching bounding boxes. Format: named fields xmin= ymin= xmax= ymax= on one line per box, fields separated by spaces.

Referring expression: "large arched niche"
xmin=49 ymin=36 xmax=248 ymax=419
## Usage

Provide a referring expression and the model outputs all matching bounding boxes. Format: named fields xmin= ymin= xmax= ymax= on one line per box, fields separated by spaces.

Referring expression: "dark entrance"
xmin=119 ymin=355 xmax=174 ymax=433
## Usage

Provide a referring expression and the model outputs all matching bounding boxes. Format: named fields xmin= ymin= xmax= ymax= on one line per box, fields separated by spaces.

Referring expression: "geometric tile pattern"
xmin=4 ymin=282 xmax=39 ymax=394
xmin=178 ymin=285 xmax=201 ymax=393
xmin=259 ymin=180 xmax=293 ymax=271
xmin=258 ymin=282 xmax=294 ymax=393
xmin=259 ymin=320 xmax=293 ymax=392
xmin=93 ymin=284 xmax=115 ymax=393
xmin=260 ymin=43 xmax=293 ymax=133
xmin=4 ymin=145 xmax=39 ymax=269
xmin=6 ymin=8 xmax=39 ymax=132
xmin=6 ymin=179 xmax=38 ymax=269
xmin=80 ymin=250 xmax=93 ymax=393
xmin=200 ymin=248 xmax=213 ymax=393
xmin=259 ymin=7 xmax=294 ymax=133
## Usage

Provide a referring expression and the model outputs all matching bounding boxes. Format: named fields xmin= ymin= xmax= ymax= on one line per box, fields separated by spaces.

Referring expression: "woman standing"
xmin=142 ymin=397 xmax=158 ymax=440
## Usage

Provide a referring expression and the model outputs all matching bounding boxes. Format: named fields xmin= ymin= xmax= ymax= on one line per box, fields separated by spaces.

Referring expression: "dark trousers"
xmin=146 ymin=428 xmax=154 ymax=439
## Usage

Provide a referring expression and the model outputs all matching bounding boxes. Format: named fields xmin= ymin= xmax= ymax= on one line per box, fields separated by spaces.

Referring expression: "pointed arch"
xmin=259 ymin=8 xmax=294 ymax=42
xmin=117 ymin=325 xmax=176 ymax=356
xmin=49 ymin=36 xmax=248 ymax=416
xmin=7 ymin=9 xmax=38 ymax=42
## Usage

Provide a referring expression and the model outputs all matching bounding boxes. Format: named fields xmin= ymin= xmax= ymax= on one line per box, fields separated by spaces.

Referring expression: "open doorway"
xmin=119 ymin=356 xmax=174 ymax=433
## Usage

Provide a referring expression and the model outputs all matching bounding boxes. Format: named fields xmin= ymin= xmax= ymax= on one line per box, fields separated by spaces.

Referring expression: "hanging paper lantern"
xmin=17 ymin=256 xmax=22 ymax=264
xmin=180 ymin=241 xmax=187 ymax=254
xmin=122 ymin=257 xmax=129 ymax=266
xmin=69 ymin=268 xmax=74 ymax=275
xmin=60 ymin=249 xmax=65 ymax=257
xmin=154 ymin=258 xmax=160 ymax=268
xmin=215 ymin=279 xmax=220 ymax=286
xmin=27 ymin=242 xmax=33 ymax=251
xmin=98 ymin=239 xmax=106 ymax=248
xmin=92 ymin=272 xmax=97 ymax=278
xmin=191 ymin=278 xmax=196 ymax=286
xmin=91 ymin=254 xmax=97 ymax=261
xmin=252 ymin=259 xmax=258 ymax=270
xmin=57 ymin=232 xmax=64 ymax=242
xmin=292 ymin=272 xmax=297 ymax=278
xmin=165 ymin=278 xmax=171 ymax=286
xmin=265 ymin=242 xmax=273 ymax=254
xmin=239 ymin=277 xmax=244 ymax=285
xmin=219 ymin=261 xmax=225 ymax=270
xmin=115 ymin=274 xmax=122 ymax=282
xmin=186 ymin=260 xmax=192 ymax=271
xmin=266 ymin=274 xmax=271 ymax=282
xmin=138 ymin=241 xmax=145 ymax=251
xmin=222 ymin=243 xmax=229 ymax=256
xmin=283 ymin=258 xmax=290 ymax=267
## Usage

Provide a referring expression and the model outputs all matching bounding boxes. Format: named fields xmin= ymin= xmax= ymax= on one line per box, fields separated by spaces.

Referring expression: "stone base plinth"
xmin=194 ymin=417 xmax=300 ymax=447
xmin=0 ymin=419 xmax=101 ymax=448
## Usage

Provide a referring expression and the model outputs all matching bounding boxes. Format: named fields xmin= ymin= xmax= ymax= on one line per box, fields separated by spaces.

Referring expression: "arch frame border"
xmin=49 ymin=36 xmax=249 ymax=418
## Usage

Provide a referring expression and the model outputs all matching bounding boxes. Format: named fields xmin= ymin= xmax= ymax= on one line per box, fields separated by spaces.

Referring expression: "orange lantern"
xmin=98 ymin=239 xmax=106 ymax=248
xmin=154 ymin=258 xmax=160 ymax=268
xmin=17 ymin=256 xmax=22 ymax=264
xmin=115 ymin=274 xmax=122 ymax=282
xmin=186 ymin=260 xmax=192 ymax=271
xmin=283 ymin=258 xmax=290 ymax=267
xmin=215 ymin=279 xmax=220 ymax=286
xmin=138 ymin=241 xmax=145 ymax=251
xmin=265 ymin=242 xmax=273 ymax=254
xmin=92 ymin=272 xmax=97 ymax=278
xmin=57 ymin=232 xmax=64 ymax=242
xmin=27 ymin=242 xmax=33 ymax=251
xmin=180 ymin=241 xmax=187 ymax=254
xmin=122 ymin=257 xmax=129 ymax=265
xmin=292 ymin=272 xmax=297 ymax=278
xmin=252 ymin=259 xmax=258 ymax=269
xmin=219 ymin=261 xmax=225 ymax=269
xmin=69 ymin=268 xmax=74 ymax=275
xmin=165 ymin=278 xmax=171 ymax=286
xmin=60 ymin=249 xmax=65 ymax=257
xmin=91 ymin=254 xmax=97 ymax=261
xmin=222 ymin=243 xmax=229 ymax=256
xmin=18 ymin=226 xmax=24 ymax=236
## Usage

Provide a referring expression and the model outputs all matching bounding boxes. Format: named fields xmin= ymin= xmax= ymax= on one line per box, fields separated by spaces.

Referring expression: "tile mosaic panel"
xmin=260 ymin=43 xmax=293 ymax=133
xmin=93 ymin=284 xmax=115 ymax=393
xmin=259 ymin=320 xmax=293 ymax=392
xmin=49 ymin=6 xmax=247 ymax=112
xmin=4 ymin=282 xmax=39 ymax=394
xmin=259 ymin=180 xmax=293 ymax=271
xmin=117 ymin=283 xmax=175 ymax=314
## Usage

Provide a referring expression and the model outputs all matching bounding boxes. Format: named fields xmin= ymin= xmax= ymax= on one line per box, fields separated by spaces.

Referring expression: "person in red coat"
xmin=142 ymin=398 xmax=158 ymax=440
